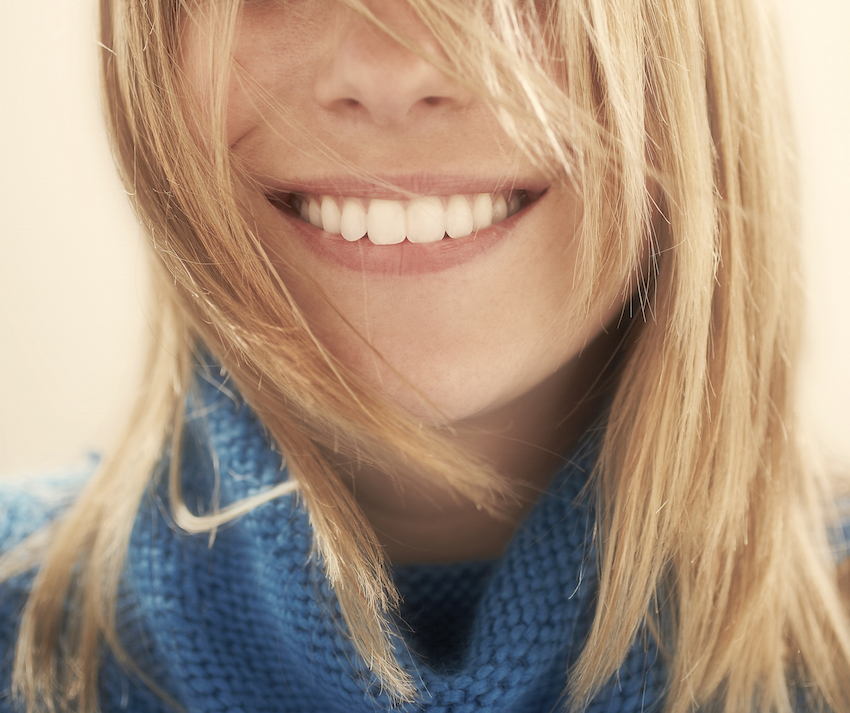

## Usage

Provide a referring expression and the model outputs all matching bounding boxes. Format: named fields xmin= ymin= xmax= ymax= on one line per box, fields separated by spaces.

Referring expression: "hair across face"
xmin=179 ymin=0 xmax=642 ymax=429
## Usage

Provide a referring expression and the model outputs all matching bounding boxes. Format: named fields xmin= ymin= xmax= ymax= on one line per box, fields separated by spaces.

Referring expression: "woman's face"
xmin=185 ymin=0 xmax=628 ymax=425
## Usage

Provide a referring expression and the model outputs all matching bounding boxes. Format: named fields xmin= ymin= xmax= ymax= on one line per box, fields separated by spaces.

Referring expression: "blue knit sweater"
xmin=0 ymin=372 xmax=669 ymax=713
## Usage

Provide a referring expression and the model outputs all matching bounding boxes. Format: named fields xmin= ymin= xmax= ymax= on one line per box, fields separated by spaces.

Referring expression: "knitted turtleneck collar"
xmin=102 ymin=370 xmax=666 ymax=713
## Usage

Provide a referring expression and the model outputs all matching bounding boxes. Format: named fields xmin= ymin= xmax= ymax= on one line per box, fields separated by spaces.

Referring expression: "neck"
xmin=342 ymin=328 xmax=623 ymax=564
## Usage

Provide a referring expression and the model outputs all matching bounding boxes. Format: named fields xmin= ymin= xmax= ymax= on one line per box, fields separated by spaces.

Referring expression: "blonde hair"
xmin=4 ymin=0 xmax=850 ymax=711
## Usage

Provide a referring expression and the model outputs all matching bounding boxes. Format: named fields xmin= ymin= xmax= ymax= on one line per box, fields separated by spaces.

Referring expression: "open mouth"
xmin=267 ymin=189 xmax=541 ymax=245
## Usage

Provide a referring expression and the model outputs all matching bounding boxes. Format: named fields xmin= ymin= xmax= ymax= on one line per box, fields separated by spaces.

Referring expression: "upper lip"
xmin=257 ymin=172 xmax=551 ymax=200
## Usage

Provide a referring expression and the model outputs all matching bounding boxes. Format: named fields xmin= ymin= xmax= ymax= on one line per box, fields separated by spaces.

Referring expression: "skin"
xmin=184 ymin=0 xmax=633 ymax=562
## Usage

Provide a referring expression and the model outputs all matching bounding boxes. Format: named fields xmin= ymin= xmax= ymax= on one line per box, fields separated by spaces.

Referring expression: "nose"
xmin=313 ymin=2 xmax=471 ymax=127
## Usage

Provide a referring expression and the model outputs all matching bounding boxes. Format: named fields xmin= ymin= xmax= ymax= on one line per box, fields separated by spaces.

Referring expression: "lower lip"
xmin=268 ymin=196 xmax=543 ymax=276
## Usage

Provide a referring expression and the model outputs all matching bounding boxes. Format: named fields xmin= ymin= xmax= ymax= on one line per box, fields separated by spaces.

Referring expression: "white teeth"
xmin=406 ymin=197 xmax=446 ymax=244
xmin=445 ymin=195 xmax=474 ymax=239
xmin=367 ymin=199 xmax=407 ymax=245
xmin=308 ymin=199 xmax=322 ymax=229
xmin=472 ymin=193 xmax=493 ymax=231
xmin=340 ymin=198 xmax=367 ymax=242
xmin=292 ymin=190 xmax=529 ymax=244
xmin=492 ymin=194 xmax=508 ymax=224
xmin=321 ymin=195 xmax=341 ymax=234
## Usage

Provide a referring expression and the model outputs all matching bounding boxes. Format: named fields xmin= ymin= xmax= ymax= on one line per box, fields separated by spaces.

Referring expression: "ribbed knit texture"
xmin=1 ymin=367 xmax=668 ymax=712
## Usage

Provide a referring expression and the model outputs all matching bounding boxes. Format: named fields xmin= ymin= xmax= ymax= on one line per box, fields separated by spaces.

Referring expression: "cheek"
xmin=223 ymin=6 xmax=332 ymax=147
xmin=180 ymin=3 xmax=326 ymax=146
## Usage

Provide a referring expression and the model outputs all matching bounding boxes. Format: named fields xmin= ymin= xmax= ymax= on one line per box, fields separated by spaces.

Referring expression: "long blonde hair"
xmin=5 ymin=0 xmax=850 ymax=711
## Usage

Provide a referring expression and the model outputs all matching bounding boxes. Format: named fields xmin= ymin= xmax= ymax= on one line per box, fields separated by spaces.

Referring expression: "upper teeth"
xmin=293 ymin=191 xmax=525 ymax=245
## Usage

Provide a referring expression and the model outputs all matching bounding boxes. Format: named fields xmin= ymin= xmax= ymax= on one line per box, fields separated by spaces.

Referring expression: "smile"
xmin=272 ymin=190 xmax=534 ymax=245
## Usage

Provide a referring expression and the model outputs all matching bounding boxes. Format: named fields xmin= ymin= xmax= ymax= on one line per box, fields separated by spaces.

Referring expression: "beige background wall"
xmin=1 ymin=1 xmax=848 ymax=473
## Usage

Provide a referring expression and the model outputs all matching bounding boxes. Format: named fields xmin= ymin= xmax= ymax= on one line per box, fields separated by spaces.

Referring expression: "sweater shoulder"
xmin=0 ymin=460 xmax=95 ymax=553
xmin=0 ymin=461 xmax=94 ymax=712
xmin=0 ymin=459 xmax=94 ymax=613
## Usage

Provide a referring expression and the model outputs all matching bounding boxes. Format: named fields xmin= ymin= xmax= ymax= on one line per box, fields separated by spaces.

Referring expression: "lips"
xmin=262 ymin=178 xmax=548 ymax=275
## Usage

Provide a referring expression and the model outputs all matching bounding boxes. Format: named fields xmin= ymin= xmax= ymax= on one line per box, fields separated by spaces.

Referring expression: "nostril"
xmin=423 ymin=96 xmax=441 ymax=106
